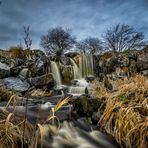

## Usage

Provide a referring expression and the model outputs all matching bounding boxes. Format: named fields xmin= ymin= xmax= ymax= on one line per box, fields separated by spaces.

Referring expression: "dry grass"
xmin=0 ymin=112 xmax=34 ymax=148
xmin=0 ymin=93 xmax=71 ymax=148
xmin=30 ymin=89 xmax=52 ymax=97
xmin=46 ymin=96 xmax=71 ymax=128
xmin=0 ymin=87 xmax=12 ymax=101
xmin=93 ymin=74 xmax=148 ymax=148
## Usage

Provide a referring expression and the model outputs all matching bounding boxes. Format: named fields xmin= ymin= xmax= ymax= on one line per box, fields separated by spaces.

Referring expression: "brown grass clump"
xmin=9 ymin=47 xmax=26 ymax=60
xmin=0 ymin=87 xmax=12 ymax=101
xmin=93 ymin=74 xmax=148 ymax=148
xmin=0 ymin=112 xmax=34 ymax=148
xmin=30 ymin=89 xmax=52 ymax=97
xmin=114 ymin=74 xmax=148 ymax=103
xmin=92 ymin=79 xmax=108 ymax=99
xmin=99 ymin=99 xmax=148 ymax=148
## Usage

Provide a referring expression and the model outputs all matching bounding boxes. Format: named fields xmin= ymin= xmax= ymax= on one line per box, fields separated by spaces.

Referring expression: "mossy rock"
xmin=73 ymin=96 xmax=103 ymax=117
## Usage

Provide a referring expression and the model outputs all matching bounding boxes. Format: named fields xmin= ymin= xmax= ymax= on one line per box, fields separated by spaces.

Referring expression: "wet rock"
xmin=0 ymin=62 xmax=10 ymax=78
xmin=2 ymin=103 xmax=72 ymax=124
xmin=53 ymin=85 xmax=69 ymax=95
xmin=85 ymin=75 xmax=95 ymax=82
xmin=3 ymin=77 xmax=30 ymax=92
xmin=28 ymin=73 xmax=55 ymax=88
xmin=61 ymin=65 xmax=73 ymax=84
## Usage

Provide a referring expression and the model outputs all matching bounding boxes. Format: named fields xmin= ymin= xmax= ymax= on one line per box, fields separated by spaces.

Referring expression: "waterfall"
xmin=72 ymin=79 xmax=89 ymax=87
xmin=50 ymin=61 xmax=62 ymax=85
xmin=79 ymin=54 xmax=94 ymax=78
xmin=68 ymin=86 xmax=87 ymax=95
xmin=70 ymin=58 xmax=81 ymax=79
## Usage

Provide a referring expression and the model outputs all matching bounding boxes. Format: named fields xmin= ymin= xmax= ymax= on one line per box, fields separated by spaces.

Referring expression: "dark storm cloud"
xmin=0 ymin=0 xmax=148 ymax=49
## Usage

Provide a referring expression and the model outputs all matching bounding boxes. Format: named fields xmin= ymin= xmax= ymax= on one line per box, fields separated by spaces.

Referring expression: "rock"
xmin=72 ymin=95 xmax=102 ymax=117
xmin=64 ymin=51 xmax=80 ymax=58
xmin=53 ymin=85 xmax=69 ymax=95
xmin=137 ymin=53 xmax=148 ymax=71
xmin=28 ymin=73 xmax=55 ymax=88
xmin=10 ymin=66 xmax=23 ymax=77
xmin=32 ymin=49 xmax=45 ymax=58
xmin=33 ymin=55 xmax=49 ymax=76
xmin=10 ymin=58 xmax=25 ymax=67
xmin=3 ymin=77 xmax=30 ymax=92
xmin=85 ymin=75 xmax=95 ymax=82
xmin=19 ymin=68 xmax=30 ymax=80
xmin=141 ymin=70 xmax=148 ymax=76
xmin=0 ymin=62 xmax=10 ymax=78
xmin=1 ymin=104 xmax=72 ymax=124
xmin=129 ymin=60 xmax=137 ymax=76
xmin=61 ymin=65 xmax=73 ymax=84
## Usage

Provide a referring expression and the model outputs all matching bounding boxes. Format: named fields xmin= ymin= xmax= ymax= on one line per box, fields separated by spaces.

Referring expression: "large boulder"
xmin=72 ymin=95 xmax=102 ymax=117
xmin=0 ymin=62 xmax=10 ymax=78
xmin=3 ymin=77 xmax=30 ymax=92
xmin=30 ymin=55 xmax=50 ymax=77
xmin=28 ymin=73 xmax=55 ymax=88
xmin=136 ymin=53 xmax=148 ymax=71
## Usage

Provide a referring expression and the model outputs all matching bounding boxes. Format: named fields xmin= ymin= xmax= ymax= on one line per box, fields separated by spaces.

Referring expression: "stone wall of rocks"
xmin=94 ymin=47 xmax=148 ymax=79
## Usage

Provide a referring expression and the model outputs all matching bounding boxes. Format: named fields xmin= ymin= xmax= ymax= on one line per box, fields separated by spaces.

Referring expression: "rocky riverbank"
xmin=0 ymin=47 xmax=148 ymax=147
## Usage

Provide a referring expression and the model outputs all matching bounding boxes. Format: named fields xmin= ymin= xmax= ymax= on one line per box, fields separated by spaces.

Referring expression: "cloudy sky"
xmin=0 ymin=0 xmax=148 ymax=49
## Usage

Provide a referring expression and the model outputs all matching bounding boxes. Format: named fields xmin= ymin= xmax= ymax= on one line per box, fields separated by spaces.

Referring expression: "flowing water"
xmin=70 ymin=54 xmax=94 ymax=79
xmin=68 ymin=86 xmax=87 ymax=95
xmin=50 ymin=61 xmax=62 ymax=85
xmin=79 ymin=54 xmax=94 ymax=78
xmin=70 ymin=58 xmax=81 ymax=79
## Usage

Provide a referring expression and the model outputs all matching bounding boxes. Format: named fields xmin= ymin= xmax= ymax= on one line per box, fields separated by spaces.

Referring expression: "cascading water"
xmin=70 ymin=54 xmax=94 ymax=79
xmin=70 ymin=58 xmax=81 ymax=79
xmin=68 ymin=86 xmax=88 ymax=96
xmin=78 ymin=54 xmax=94 ymax=78
xmin=50 ymin=61 xmax=62 ymax=85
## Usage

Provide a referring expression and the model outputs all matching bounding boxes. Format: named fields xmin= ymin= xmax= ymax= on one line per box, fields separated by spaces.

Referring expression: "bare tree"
xmin=104 ymin=24 xmax=145 ymax=52
xmin=76 ymin=37 xmax=103 ymax=54
xmin=40 ymin=27 xmax=76 ymax=57
xmin=23 ymin=26 xmax=32 ymax=50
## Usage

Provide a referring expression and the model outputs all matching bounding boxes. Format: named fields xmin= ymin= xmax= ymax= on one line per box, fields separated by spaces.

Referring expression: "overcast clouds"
xmin=0 ymin=0 xmax=148 ymax=49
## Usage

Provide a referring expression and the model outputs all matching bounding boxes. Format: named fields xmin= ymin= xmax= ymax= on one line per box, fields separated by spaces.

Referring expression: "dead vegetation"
xmin=0 ymin=87 xmax=12 ymax=101
xmin=93 ymin=74 xmax=148 ymax=148
xmin=0 ymin=112 xmax=34 ymax=148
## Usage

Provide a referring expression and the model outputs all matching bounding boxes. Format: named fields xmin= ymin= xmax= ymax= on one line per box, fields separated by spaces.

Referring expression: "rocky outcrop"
xmin=28 ymin=73 xmax=55 ymax=88
xmin=136 ymin=52 xmax=148 ymax=71
xmin=95 ymin=48 xmax=148 ymax=78
xmin=0 ymin=62 xmax=10 ymax=78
